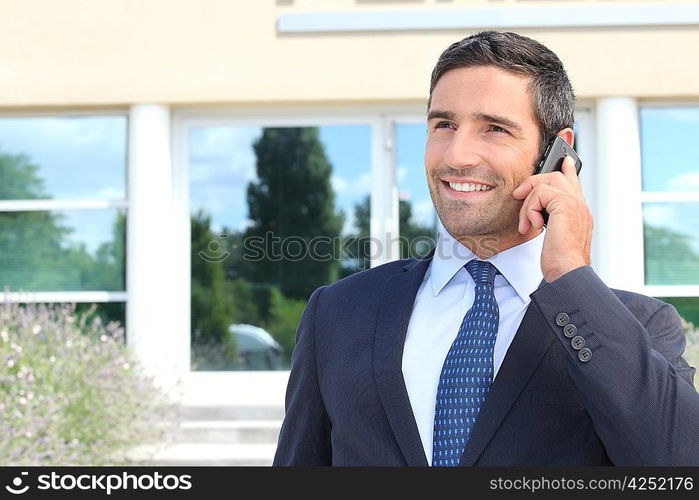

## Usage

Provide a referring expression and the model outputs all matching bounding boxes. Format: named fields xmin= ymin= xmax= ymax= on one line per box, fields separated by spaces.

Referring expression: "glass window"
xmin=640 ymin=106 xmax=699 ymax=286
xmin=640 ymin=107 xmax=699 ymax=192
xmin=189 ymin=124 xmax=372 ymax=370
xmin=0 ymin=209 xmax=126 ymax=292
xmin=0 ymin=116 xmax=127 ymax=200
xmin=396 ymin=123 xmax=437 ymax=258
xmin=643 ymin=203 xmax=699 ymax=285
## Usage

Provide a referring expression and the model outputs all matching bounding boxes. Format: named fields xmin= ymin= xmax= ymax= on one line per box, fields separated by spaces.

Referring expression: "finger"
xmin=518 ymin=184 xmax=566 ymax=233
xmin=561 ymin=155 xmax=583 ymax=194
xmin=513 ymin=169 xmax=570 ymax=199
xmin=512 ymin=174 xmax=552 ymax=199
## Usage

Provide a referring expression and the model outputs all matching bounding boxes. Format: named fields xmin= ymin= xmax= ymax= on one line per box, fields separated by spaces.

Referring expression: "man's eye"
xmin=434 ymin=121 xmax=454 ymax=130
xmin=489 ymin=125 xmax=508 ymax=134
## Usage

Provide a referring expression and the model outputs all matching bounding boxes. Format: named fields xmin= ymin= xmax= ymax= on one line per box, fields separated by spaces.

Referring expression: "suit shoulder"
xmin=319 ymin=257 xmax=424 ymax=298
xmin=611 ymin=288 xmax=671 ymax=326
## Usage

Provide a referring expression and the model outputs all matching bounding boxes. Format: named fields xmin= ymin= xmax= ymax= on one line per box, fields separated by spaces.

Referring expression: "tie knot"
xmin=465 ymin=259 xmax=499 ymax=286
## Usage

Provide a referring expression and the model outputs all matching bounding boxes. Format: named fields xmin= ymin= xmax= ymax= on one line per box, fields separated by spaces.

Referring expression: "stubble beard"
xmin=427 ymin=172 xmax=524 ymax=242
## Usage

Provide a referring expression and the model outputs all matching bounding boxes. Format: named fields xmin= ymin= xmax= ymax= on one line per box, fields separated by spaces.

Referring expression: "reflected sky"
xmin=0 ymin=116 xmax=127 ymax=200
xmin=641 ymin=107 xmax=699 ymax=192
xmin=644 ymin=202 xmax=699 ymax=254
xmin=189 ymin=123 xmax=434 ymax=236
xmin=396 ymin=123 xmax=436 ymax=229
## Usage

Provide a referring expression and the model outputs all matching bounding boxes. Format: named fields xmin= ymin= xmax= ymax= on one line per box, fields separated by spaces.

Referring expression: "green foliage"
xmin=644 ymin=225 xmax=699 ymax=285
xmin=265 ymin=287 xmax=306 ymax=364
xmin=0 ymin=151 xmax=125 ymax=292
xmin=340 ymin=194 xmax=436 ymax=278
xmin=243 ymin=127 xmax=344 ymax=300
xmin=226 ymin=278 xmax=261 ymax=326
xmin=0 ymin=302 xmax=178 ymax=465
xmin=398 ymin=197 xmax=437 ymax=259
xmin=190 ymin=210 xmax=235 ymax=348
xmin=0 ymin=151 xmax=47 ymax=199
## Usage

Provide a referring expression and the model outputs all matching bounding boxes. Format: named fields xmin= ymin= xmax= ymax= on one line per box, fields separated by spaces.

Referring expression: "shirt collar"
xmin=430 ymin=224 xmax=546 ymax=303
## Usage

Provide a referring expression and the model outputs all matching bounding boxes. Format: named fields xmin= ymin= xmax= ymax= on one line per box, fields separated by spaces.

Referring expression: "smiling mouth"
xmin=441 ymin=180 xmax=496 ymax=196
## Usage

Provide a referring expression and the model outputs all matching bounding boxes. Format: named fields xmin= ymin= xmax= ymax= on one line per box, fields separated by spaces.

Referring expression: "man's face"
xmin=425 ymin=65 xmax=542 ymax=243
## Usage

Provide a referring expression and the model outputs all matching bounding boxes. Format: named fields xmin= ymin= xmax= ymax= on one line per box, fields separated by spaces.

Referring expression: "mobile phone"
xmin=534 ymin=136 xmax=582 ymax=225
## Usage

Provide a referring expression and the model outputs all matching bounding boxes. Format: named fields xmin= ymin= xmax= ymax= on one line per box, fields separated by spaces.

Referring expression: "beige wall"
xmin=1 ymin=0 xmax=698 ymax=108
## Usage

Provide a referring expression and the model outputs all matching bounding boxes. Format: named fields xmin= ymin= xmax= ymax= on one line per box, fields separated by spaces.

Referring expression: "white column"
xmin=370 ymin=116 xmax=400 ymax=267
xmin=594 ymin=98 xmax=645 ymax=291
xmin=127 ymin=104 xmax=187 ymax=392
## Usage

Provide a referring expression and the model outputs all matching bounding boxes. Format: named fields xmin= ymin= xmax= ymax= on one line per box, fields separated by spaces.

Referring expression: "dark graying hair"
xmin=428 ymin=31 xmax=575 ymax=159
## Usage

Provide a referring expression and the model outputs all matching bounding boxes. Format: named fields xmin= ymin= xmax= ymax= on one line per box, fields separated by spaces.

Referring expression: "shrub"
xmin=0 ymin=301 xmax=179 ymax=465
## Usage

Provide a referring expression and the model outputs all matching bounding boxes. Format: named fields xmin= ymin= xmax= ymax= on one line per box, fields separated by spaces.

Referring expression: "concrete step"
xmin=178 ymin=420 xmax=282 ymax=444
xmin=182 ymin=404 xmax=285 ymax=421
xmin=127 ymin=443 xmax=277 ymax=466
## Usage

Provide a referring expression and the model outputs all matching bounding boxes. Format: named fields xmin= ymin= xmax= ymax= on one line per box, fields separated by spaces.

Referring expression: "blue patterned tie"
xmin=432 ymin=259 xmax=500 ymax=467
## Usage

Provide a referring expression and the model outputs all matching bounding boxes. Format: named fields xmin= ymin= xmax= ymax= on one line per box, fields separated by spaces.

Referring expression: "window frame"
xmin=638 ymin=101 xmax=699 ymax=297
xmin=0 ymin=109 xmax=129 ymax=303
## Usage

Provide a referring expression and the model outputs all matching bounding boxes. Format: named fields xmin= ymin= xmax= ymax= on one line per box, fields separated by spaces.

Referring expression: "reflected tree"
xmin=644 ymin=224 xmax=699 ymax=285
xmin=0 ymin=151 xmax=72 ymax=290
xmin=191 ymin=210 xmax=234 ymax=344
xmin=0 ymin=150 xmax=126 ymax=292
xmin=243 ymin=128 xmax=344 ymax=300
xmin=339 ymin=194 xmax=435 ymax=278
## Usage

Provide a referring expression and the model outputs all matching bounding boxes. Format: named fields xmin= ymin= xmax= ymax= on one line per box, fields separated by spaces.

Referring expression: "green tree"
xmin=190 ymin=209 xmax=234 ymax=348
xmin=265 ymin=287 xmax=307 ymax=365
xmin=398 ymin=196 xmax=437 ymax=259
xmin=81 ymin=211 xmax=126 ymax=291
xmin=644 ymin=224 xmax=699 ymax=285
xmin=339 ymin=194 xmax=435 ymax=278
xmin=0 ymin=151 xmax=76 ymax=291
xmin=243 ymin=127 xmax=344 ymax=300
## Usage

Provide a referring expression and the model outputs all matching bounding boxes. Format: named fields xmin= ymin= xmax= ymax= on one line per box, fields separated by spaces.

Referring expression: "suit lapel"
xmin=459 ymin=278 xmax=553 ymax=466
xmin=373 ymin=251 xmax=434 ymax=466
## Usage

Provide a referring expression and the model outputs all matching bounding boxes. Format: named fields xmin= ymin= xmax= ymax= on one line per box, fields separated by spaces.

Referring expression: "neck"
xmin=447 ymin=227 xmax=543 ymax=259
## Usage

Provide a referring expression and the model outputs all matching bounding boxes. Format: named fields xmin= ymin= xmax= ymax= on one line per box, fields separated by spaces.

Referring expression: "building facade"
xmin=1 ymin=0 xmax=698 ymax=385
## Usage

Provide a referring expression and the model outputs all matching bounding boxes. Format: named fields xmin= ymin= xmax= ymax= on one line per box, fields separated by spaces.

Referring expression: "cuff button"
xmin=555 ymin=312 xmax=570 ymax=326
xmin=578 ymin=348 xmax=592 ymax=363
xmin=571 ymin=335 xmax=585 ymax=350
xmin=563 ymin=324 xmax=577 ymax=338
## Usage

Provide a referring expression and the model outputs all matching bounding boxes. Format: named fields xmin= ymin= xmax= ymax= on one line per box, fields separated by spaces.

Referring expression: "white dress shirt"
xmin=402 ymin=224 xmax=547 ymax=464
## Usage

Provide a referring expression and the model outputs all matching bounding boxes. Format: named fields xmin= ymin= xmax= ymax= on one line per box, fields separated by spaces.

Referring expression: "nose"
xmin=443 ymin=127 xmax=482 ymax=170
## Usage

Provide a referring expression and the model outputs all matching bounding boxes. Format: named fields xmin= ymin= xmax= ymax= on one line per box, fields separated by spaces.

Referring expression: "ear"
xmin=557 ymin=128 xmax=575 ymax=148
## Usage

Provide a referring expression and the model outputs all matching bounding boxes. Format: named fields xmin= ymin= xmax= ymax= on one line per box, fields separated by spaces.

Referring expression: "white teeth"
xmin=448 ymin=182 xmax=494 ymax=192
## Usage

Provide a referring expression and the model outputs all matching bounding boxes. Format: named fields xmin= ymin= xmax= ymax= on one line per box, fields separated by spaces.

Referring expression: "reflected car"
xmin=228 ymin=323 xmax=283 ymax=370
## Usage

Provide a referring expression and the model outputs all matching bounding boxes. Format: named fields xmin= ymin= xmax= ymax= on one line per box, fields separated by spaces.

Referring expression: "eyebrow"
xmin=426 ymin=110 xmax=523 ymax=132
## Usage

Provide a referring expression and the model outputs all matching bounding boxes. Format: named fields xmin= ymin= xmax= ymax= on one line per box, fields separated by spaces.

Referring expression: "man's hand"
xmin=512 ymin=156 xmax=593 ymax=283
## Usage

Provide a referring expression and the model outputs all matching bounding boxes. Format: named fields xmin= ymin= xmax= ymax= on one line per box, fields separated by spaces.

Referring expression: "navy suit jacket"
xmin=274 ymin=251 xmax=699 ymax=466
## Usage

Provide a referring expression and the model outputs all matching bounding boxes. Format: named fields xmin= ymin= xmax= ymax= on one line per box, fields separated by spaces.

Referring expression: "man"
xmin=273 ymin=31 xmax=699 ymax=466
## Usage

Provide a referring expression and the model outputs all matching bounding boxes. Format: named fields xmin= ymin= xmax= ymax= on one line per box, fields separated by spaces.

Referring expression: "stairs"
xmin=128 ymin=371 xmax=288 ymax=466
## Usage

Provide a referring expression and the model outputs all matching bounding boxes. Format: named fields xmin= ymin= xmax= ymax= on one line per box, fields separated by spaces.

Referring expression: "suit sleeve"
xmin=273 ymin=285 xmax=332 ymax=466
xmin=529 ymin=266 xmax=699 ymax=466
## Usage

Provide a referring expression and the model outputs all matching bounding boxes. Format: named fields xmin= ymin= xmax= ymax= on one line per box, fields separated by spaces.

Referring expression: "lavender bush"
xmin=0 ymin=301 xmax=179 ymax=465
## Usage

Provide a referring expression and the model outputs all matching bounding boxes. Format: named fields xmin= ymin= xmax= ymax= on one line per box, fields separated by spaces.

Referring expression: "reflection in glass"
xmin=0 ymin=209 xmax=125 ymax=291
xmin=640 ymin=107 xmax=699 ymax=192
xmin=643 ymin=202 xmax=699 ymax=285
xmin=396 ymin=123 xmax=437 ymax=259
xmin=0 ymin=116 xmax=127 ymax=200
xmin=7 ymin=302 xmax=126 ymax=334
xmin=189 ymin=125 xmax=371 ymax=370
